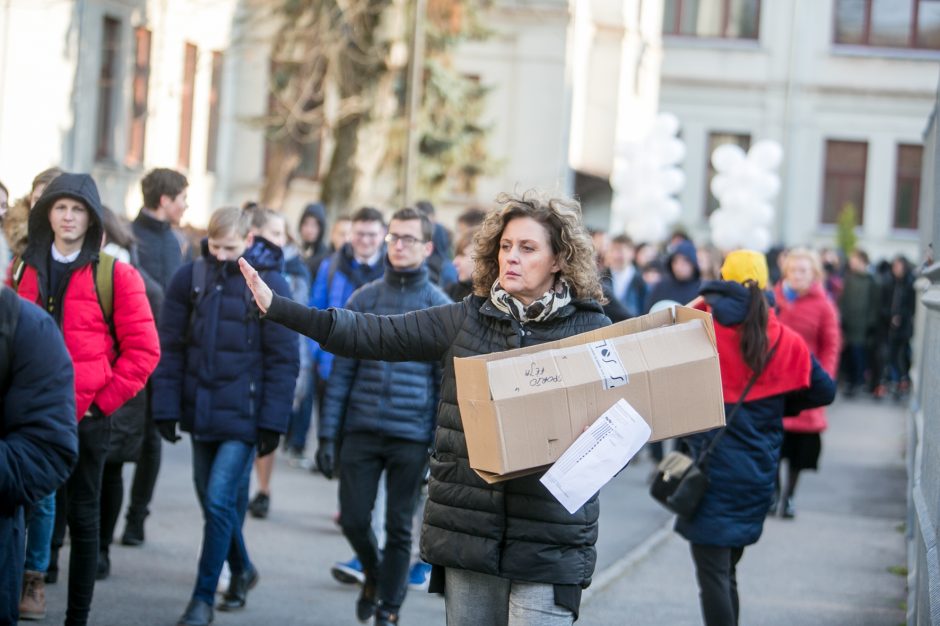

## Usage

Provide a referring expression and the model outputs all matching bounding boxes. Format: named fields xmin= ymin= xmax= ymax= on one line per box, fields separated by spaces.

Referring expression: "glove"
xmin=316 ymin=438 xmax=335 ymax=479
xmin=256 ymin=429 xmax=281 ymax=458
xmin=156 ymin=420 xmax=181 ymax=443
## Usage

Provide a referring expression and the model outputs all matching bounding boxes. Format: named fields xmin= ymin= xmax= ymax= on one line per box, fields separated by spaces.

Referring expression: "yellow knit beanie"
xmin=720 ymin=250 xmax=769 ymax=290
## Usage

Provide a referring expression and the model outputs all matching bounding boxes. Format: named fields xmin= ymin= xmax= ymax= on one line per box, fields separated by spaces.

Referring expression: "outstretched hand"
xmin=239 ymin=257 xmax=273 ymax=314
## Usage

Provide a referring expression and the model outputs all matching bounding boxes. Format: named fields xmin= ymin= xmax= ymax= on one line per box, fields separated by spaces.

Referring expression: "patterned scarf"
xmin=490 ymin=277 xmax=572 ymax=324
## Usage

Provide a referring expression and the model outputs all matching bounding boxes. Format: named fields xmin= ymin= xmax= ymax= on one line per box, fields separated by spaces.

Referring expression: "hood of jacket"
xmin=666 ymin=239 xmax=700 ymax=282
xmin=23 ymin=173 xmax=104 ymax=269
xmin=700 ymin=279 xmax=776 ymax=326
xmin=300 ymin=203 xmax=327 ymax=256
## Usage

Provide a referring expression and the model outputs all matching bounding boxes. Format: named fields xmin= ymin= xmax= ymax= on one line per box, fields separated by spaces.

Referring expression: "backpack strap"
xmin=186 ymin=258 xmax=208 ymax=342
xmin=0 ymin=288 xmax=21 ymax=393
xmin=94 ymin=252 xmax=116 ymax=323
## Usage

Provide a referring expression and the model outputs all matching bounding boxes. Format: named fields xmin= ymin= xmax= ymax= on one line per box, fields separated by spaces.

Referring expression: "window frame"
xmin=663 ymin=0 xmax=762 ymax=40
xmin=125 ymin=26 xmax=151 ymax=167
xmin=206 ymin=50 xmax=224 ymax=173
xmin=832 ymin=0 xmax=940 ymax=51
xmin=95 ymin=16 xmax=122 ymax=162
xmin=178 ymin=42 xmax=198 ymax=170
xmin=893 ymin=143 xmax=922 ymax=231
xmin=820 ymin=139 xmax=869 ymax=226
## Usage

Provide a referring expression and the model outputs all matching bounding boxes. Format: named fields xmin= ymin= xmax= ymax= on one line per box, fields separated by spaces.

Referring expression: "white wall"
xmin=659 ymin=0 xmax=936 ymax=260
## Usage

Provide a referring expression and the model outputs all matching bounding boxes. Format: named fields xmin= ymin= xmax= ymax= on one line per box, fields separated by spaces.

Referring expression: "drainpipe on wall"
xmin=777 ymin=0 xmax=800 ymax=244
xmin=68 ymin=0 xmax=87 ymax=171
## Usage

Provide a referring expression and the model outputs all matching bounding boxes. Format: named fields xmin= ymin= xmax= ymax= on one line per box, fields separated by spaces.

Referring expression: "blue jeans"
xmin=24 ymin=493 xmax=55 ymax=572
xmin=287 ymin=384 xmax=315 ymax=452
xmin=191 ymin=440 xmax=255 ymax=604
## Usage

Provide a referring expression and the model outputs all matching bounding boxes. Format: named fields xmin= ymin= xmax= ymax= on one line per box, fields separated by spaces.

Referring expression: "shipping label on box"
xmin=454 ymin=306 xmax=726 ymax=484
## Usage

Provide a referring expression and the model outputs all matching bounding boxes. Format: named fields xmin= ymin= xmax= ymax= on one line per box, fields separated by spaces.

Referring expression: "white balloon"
xmin=710 ymin=174 xmax=732 ymax=200
xmin=748 ymin=172 xmax=780 ymax=200
xmin=747 ymin=140 xmax=784 ymax=172
xmin=750 ymin=227 xmax=771 ymax=252
xmin=748 ymin=201 xmax=774 ymax=226
xmin=653 ymin=113 xmax=681 ymax=140
xmin=660 ymin=197 xmax=682 ymax=223
xmin=627 ymin=215 xmax=668 ymax=244
xmin=660 ymin=168 xmax=686 ymax=195
xmin=711 ymin=144 xmax=747 ymax=173
xmin=656 ymin=138 xmax=686 ymax=166
xmin=712 ymin=226 xmax=742 ymax=252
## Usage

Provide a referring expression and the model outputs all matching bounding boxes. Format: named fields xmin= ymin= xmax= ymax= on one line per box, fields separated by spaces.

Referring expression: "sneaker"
xmin=375 ymin=606 xmax=400 ymax=625
xmin=408 ymin=561 xmax=431 ymax=590
xmin=248 ymin=492 xmax=270 ymax=519
xmin=19 ymin=570 xmax=46 ymax=620
xmin=331 ymin=556 xmax=365 ymax=585
xmin=217 ymin=561 xmax=231 ymax=593
xmin=782 ymin=497 xmax=796 ymax=519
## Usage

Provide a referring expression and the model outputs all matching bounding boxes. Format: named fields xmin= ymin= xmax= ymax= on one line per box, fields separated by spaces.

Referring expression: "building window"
xmin=894 ymin=144 xmax=922 ymax=230
xmin=95 ymin=16 xmax=121 ymax=162
xmin=834 ymin=0 xmax=940 ymax=50
xmin=178 ymin=43 xmax=197 ymax=170
xmin=704 ymin=131 xmax=751 ymax=216
xmin=125 ymin=27 xmax=151 ymax=167
xmin=663 ymin=0 xmax=761 ymax=39
xmin=821 ymin=140 xmax=868 ymax=225
xmin=206 ymin=51 xmax=223 ymax=173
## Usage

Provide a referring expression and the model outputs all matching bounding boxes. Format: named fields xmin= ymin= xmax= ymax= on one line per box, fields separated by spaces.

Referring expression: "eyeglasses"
xmin=385 ymin=233 xmax=426 ymax=247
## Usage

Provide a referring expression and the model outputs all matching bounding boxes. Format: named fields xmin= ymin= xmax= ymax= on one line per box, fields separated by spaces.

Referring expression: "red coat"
xmin=12 ymin=260 xmax=160 ymax=422
xmin=773 ymin=282 xmax=842 ymax=433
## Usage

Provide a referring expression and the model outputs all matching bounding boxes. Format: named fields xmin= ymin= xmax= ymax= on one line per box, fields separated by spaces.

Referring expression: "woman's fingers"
xmin=238 ymin=257 xmax=273 ymax=313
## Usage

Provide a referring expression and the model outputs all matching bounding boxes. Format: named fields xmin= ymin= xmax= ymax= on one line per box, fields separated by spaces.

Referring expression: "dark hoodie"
xmin=23 ymin=173 xmax=104 ymax=314
xmin=644 ymin=239 xmax=702 ymax=313
xmin=299 ymin=203 xmax=327 ymax=258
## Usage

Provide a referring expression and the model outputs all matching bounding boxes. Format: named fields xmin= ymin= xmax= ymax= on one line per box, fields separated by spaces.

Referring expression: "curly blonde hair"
xmin=472 ymin=190 xmax=606 ymax=303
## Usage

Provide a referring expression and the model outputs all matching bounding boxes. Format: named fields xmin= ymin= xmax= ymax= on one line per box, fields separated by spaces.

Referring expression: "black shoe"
xmin=45 ymin=551 xmax=58 ymax=584
xmin=217 ymin=566 xmax=259 ymax=611
xmin=121 ymin=516 xmax=145 ymax=546
xmin=782 ymin=497 xmax=796 ymax=519
xmin=177 ymin=598 xmax=214 ymax=626
xmin=375 ymin=607 xmax=400 ymax=625
xmin=96 ymin=550 xmax=110 ymax=581
xmin=248 ymin=492 xmax=270 ymax=519
xmin=356 ymin=577 xmax=378 ymax=622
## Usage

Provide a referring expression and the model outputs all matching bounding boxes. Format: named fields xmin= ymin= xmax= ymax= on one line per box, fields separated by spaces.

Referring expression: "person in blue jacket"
xmin=151 ymin=207 xmax=299 ymax=626
xmin=678 ymin=250 xmax=836 ymax=626
xmin=0 ymin=232 xmax=78 ymax=626
xmin=315 ymin=207 xmax=451 ymax=625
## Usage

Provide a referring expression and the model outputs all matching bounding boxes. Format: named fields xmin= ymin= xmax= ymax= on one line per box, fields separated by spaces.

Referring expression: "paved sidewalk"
xmin=581 ymin=396 xmax=909 ymax=625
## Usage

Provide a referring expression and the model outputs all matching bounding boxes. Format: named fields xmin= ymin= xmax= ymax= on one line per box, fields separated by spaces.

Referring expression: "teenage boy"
xmin=11 ymin=173 xmax=160 ymax=626
xmin=317 ymin=207 xmax=451 ymax=625
xmin=152 ymin=207 xmax=298 ymax=626
xmin=121 ymin=167 xmax=189 ymax=546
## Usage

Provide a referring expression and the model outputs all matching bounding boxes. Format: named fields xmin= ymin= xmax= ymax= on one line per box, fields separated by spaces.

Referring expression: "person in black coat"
xmin=152 ymin=208 xmax=298 ymax=626
xmin=123 ymin=167 xmax=189 ymax=547
xmin=317 ymin=208 xmax=452 ymax=623
xmin=644 ymin=238 xmax=702 ymax=313
xmin=0 ymin=271 xmax=78 ymax=626
xmin=887 ymin=255 xmax=917 ymax=397
xmin=243 ymin=191 xmax=610 ymax=626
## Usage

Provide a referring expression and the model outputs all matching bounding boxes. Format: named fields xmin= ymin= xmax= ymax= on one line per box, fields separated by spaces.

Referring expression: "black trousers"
xmin=99 ymin=462 xmax=125 ymax=552
xmin=126 ymin=409 xmax=161 ymax=524
xmin=64 ymin=414 xmax=111 ymax=626
xmin=338 ymin=432 xmax=428 ymax=611
xmin=690 ymin=543 xmax=745 ymax=626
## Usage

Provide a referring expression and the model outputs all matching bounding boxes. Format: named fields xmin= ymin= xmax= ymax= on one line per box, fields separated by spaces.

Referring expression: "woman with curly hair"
xmin=241 ymin=191 xmax=609 ymax=626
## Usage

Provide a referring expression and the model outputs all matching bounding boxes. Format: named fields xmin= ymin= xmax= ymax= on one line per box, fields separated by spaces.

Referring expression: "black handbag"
xmin=650 ymin=340 xmax=779 ymax=518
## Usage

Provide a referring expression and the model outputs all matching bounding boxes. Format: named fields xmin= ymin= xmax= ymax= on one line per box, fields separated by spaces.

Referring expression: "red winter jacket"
xmin=12 ymin=260 xmax=160 ymax=422
xmin=773 ymin=282 xmax=842 ymax=433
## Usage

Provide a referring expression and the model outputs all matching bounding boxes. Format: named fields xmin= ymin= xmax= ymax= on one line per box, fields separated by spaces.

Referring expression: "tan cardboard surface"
xmin=455 ymin=306 xmax=725 ymax=484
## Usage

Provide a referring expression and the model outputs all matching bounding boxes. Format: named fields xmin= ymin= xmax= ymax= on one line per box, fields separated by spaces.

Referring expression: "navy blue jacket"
xmin=645 ymin=239 xmax=702 ymax=312
xmin=0 ymin=294 xmax=77 ymax=624
xmin=320 ymin=260 xmax=451 ymax=444
xmin=151 ymin=238 xmax=299 ymax=443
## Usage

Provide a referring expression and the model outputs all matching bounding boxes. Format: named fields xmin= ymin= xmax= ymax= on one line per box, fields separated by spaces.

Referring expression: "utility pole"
xmin=402 ymin=0 xmax=426 ymax=206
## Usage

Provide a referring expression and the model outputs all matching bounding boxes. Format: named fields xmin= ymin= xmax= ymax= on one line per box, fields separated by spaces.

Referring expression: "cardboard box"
xmin=454 ymin=306 xmax=725 ymax=483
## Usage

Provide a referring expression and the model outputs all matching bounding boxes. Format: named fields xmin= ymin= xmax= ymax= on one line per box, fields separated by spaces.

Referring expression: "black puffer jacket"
xmin=265 ymin=293 xmax=610 ymax=588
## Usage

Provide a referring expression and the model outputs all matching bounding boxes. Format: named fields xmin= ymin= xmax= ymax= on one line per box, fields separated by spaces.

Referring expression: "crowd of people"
xmin=0 ymin=163 xmax=922 ymax=626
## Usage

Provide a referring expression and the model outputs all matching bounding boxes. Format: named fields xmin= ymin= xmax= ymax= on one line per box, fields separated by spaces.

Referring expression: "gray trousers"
xmin=444 ymin=568 xmax=574 ymax=626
